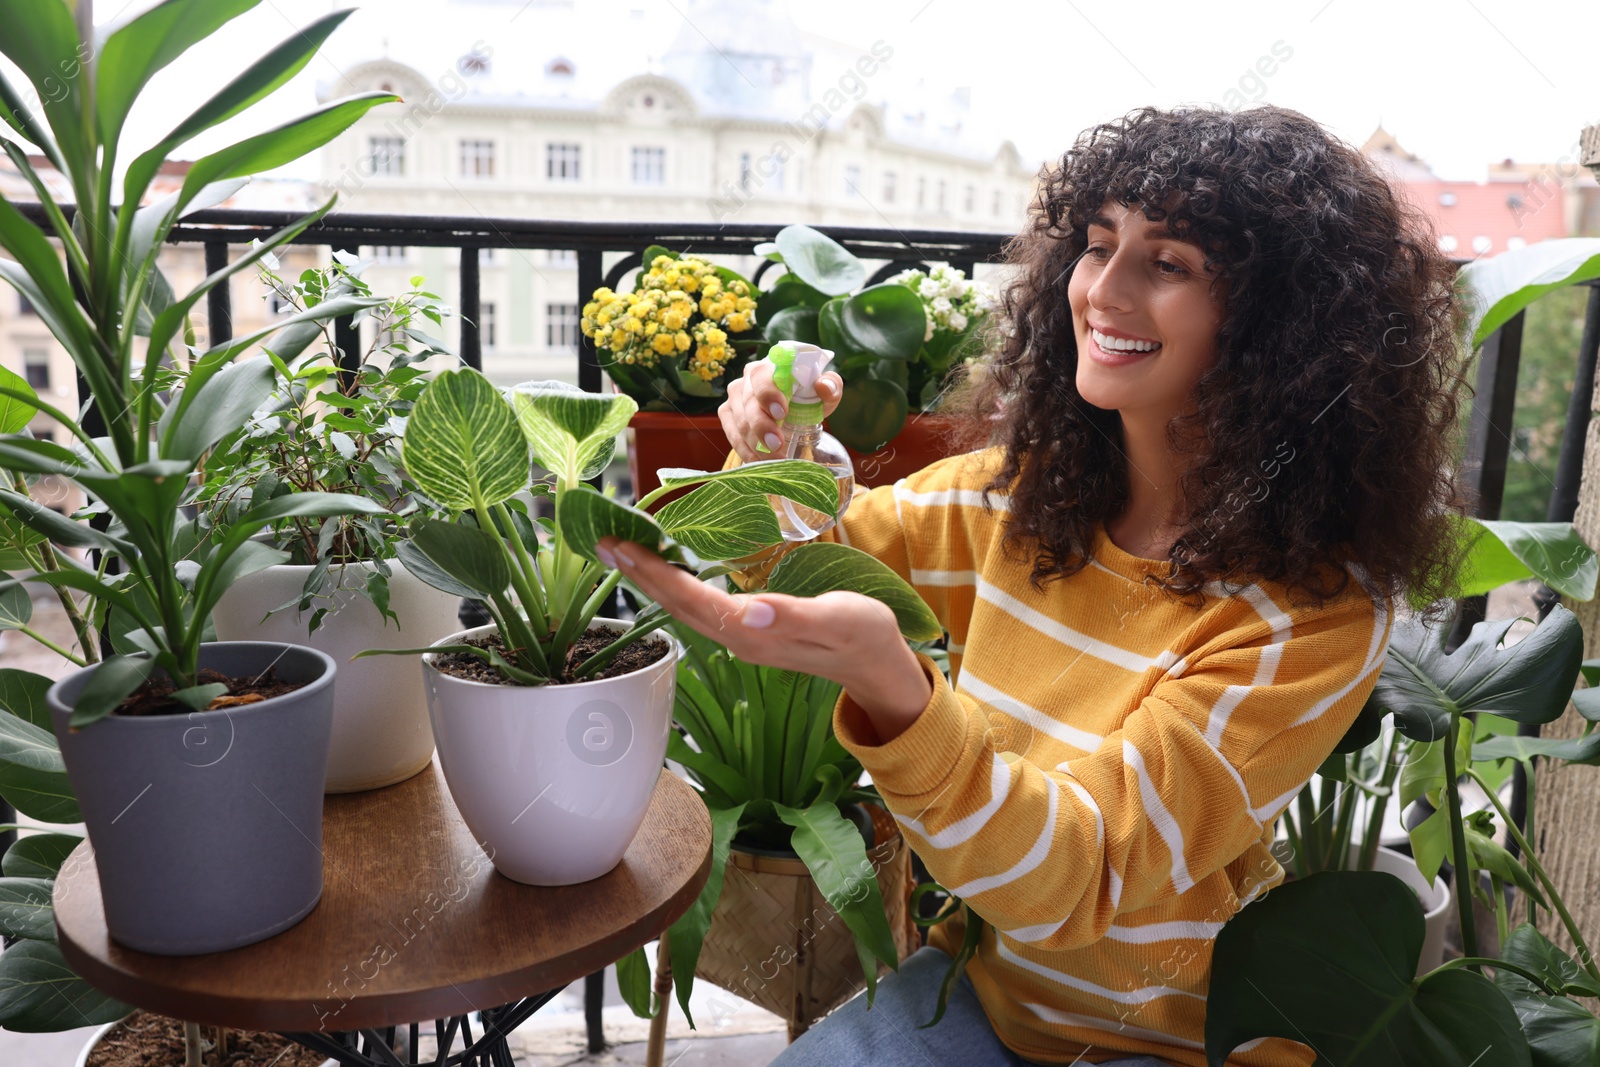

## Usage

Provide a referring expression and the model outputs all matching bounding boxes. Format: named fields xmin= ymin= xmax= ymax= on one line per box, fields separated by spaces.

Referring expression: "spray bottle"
xmin=761 ymin=341 xmax=854 ymax=540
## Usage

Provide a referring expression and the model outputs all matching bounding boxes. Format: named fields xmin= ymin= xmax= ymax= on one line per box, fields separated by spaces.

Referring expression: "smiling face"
xmin=1068 ymin=199 xmax=1227 ymax=427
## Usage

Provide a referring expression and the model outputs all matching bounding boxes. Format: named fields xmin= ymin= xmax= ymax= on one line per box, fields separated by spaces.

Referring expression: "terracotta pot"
xmin=691 ymin=805 xmax=920 ymax=1041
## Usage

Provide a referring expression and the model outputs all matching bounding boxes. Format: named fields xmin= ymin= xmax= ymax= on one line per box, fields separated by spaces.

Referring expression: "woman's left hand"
xmin=595 ymin=538 xmax=932 ymax=743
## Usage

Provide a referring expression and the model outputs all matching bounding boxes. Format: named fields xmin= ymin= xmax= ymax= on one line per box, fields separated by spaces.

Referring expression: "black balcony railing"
xmin=6 ymin=205 xmax=1600 ymax=901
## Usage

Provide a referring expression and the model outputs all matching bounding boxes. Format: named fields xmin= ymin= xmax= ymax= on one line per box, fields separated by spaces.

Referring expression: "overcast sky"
xmin=9 ymin=0 xmax=1600 ymax=183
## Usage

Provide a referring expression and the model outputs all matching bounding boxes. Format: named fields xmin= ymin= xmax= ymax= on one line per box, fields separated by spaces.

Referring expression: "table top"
xmin=54 ymin=765 xmax=712 ymax=1032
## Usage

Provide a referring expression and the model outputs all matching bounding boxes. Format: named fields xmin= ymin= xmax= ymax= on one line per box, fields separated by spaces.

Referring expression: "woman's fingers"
xmin=715 ymin=359 xmax=846 ymax=459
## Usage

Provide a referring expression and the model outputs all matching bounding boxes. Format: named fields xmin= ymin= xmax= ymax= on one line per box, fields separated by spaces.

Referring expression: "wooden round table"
xmin=54 ymin=764 xmax=712 ymax=1065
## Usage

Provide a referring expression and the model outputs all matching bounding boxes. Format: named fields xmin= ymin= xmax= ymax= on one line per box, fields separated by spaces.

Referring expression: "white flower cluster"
xmin=890 ymin=264 xmax=997 ymax=343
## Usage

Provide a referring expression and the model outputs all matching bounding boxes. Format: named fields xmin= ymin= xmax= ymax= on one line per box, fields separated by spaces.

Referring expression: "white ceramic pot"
xmin=423 ymin=620 xmax=681 ymax=886
xmin=212 ymin=558 xmax=461 ymax=793
xmin=1352 ymin=844 xmax=1452 ymax=976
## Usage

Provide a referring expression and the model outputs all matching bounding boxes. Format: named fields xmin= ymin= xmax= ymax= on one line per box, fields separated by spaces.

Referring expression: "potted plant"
xmin=200 ymin=258 xmax=462 ymax=793
xmin=581 ymin=248 xmax=763 ymax=502
xmin=0 ymin=0 xmax=396 ymax=958
xmin=611 ymin=604 xmax=940 ymax=1044
xmin=357 ymin=369 xmax=935 ymax=887
xmin=1205 ymin=532 xmax=1600 ymax=1067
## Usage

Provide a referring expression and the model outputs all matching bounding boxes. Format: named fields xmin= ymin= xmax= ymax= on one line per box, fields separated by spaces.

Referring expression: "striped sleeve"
xmin=832 ymin=585 xmax=1392 ymax=952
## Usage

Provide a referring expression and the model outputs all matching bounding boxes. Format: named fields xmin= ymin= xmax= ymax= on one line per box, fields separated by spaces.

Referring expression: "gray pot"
xmin=48 ymin=642 xmax=336 ymax=956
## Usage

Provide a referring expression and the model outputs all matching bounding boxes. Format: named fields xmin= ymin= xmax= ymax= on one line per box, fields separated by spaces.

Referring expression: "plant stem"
xmin=1295 ymin=785 xmax=1318 ymax=878
xmin=1442 ymin=715 xmax=1480 ymax=965
xmin=1491 ymin=873 xmax=1509 ymax=950
xmin=1428 ymin=956 xmax=1562 ymax=993
xmin=1523 ymin=758 xmax=1538 ymax=927
xmin=1330 ymin=774 xmax=1359 ymax=871
xmin=1316 ymin=773 xmax=1338 ymax=869
xmin=15 ymin=626 xmax=86 ymax=666
xmin=1466 ymin=766 xmax=1600 ymax=985
xmin=1281 ymin=807 xmax=1305 ymax=880
xmin=487 ymin=502 xmax=547 ymax=636
xmin=1359 ymin=730 xmax=1404 ymax=871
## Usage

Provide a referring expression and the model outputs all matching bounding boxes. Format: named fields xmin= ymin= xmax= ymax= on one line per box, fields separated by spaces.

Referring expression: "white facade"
xmin=315 ymin=0 xmax=1036 ymax=385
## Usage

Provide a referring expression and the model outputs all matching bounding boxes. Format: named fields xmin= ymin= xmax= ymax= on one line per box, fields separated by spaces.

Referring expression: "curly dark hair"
xmin=951 ymin=104 xmax=1471 ymax=610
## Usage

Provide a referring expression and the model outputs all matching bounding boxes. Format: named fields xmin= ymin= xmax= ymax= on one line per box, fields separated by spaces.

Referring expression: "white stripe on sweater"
xmin=946 ymin=777 xmax=1059 ymax=897
xmin=1022 ymin=1003 xmax=1205 ymax=1048
xmin=960 ymin=669 xmax=1105 ymax=753
xmin=910 ymin=568 xmax=978 ymax=587
xmin=893 ymin=753 xmax=1011 ymax=848
xmin=1102 ymin=917 xmax=1226 ymax=943
xmin=1124 ymin=739 xmax=1192 ymax=893
xmin=892 ymin=485 xmax=1009 ymax=510
xmin=998 ymin=941 xmax=1205 ymax=1005
xmin=976 ymin=578 xmax=1178 ymax=675
xmin=1288 ymin=592 xmax=1391 ymax=729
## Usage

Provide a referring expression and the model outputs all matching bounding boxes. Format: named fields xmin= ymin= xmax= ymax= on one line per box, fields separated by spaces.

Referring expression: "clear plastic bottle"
xmin=765 ymin=342 xmax=854 ymax=540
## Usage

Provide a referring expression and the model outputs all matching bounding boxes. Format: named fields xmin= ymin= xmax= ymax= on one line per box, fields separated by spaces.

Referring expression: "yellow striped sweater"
xmin=821 ymin=448 xmax=1393 ymax=1066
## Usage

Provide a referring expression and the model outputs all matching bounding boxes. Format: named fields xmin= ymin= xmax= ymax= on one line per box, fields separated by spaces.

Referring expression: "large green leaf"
xmin=1498 ymin=924 xmax=1600 ymax=999
xmin=0 ymin=364 xmax=38 ymax=434
xmin=765 ymin=543 xmax=940 ymax=641
xmin=395 ymin=541 xmax=484 ymax=601
xmin=1493 ymin=974 xmax=1600 ymax=1067
xmin=2 ymin=832 xmax=83 ymax=879
xmin=0 ymin=0 xmax=89 ymax=179
xmin=1205 ymin=870 xmax=1531 ymax=1066
xmin=0 ymin=707 xmax=62 ymax=776
xmin=408 ymin=518 xmax=511 ymax=600
xmin=0 ymin=67 xmax=62 ymax=166
xmin=1453 ymin=518 xmax=1598 ymax=602
xmin=0 ymin=196 xmax=97 ymax=360
xmin=1473 ymin=729 xmax=1600 ymax=766
xmin=510 ymin=380 xmax=637 ymax=485
xmin=0 ymin=581 xmax=30 ymax=631
xmin=826 ymin=377 xmax=909 ymax=453
xmin=177 ymin=92 xmax=399 ymax=214
xmin=839 ymin=283 xmax=927 ymax=361
xmin=1370 ymin=606 xmax=1583 ymax=744
xmin=157 ymin=353 xmax=276 ymax=462
xmin=557 ymin=485 xmax=667 ymax=564
xmin=757 ymin=272 xmax=830 ymax=324
xmin=0 ymin=762 xmax=80 ymax=824
xmin=615 ymin=945 xmax=656 ymax=1019
xmin=95 ymin=0 xmax=260 ymax=150
xmin=68 ymin=655 xmax=155 ymax=729
xmin=774 ymin=225 xmax=865 ymax=296
xmin=763 ymin=305 xmax=822 ymax=347
xmin=0 ymin=876 xmax=54 ymax=940
xmin=0 ymin=938 xmax=131 ymax=1033
xmin=1459 ymin=238 xmax=1600 ymax=348
xmin=654 ymin=460 xmax=841 ymax=518
xmin=667 ymin=801 xmax=747 ymax=1026
xmin=774 ymin=801 xmax=899 ymax=999
xmin=656 ymin=481 xmax=783 ymax=561
xmin=0 ymin=669 xmax=56 ymax=731
xmin=402 ymin=368 xmax=530 ymax=511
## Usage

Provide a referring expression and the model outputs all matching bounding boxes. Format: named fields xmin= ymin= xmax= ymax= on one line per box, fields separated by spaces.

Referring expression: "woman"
xmin=597 ymin=105 xmax=1467 ymax=1066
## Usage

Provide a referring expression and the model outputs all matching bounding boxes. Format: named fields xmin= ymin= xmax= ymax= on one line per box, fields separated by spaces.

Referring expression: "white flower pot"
xmin=423 ymin=620 xmax=681 ymax=885
xmin=1352 ymin=844 xmax=1453 ymax=976
xmin=212 ymin=559 xmax=461 ymax=793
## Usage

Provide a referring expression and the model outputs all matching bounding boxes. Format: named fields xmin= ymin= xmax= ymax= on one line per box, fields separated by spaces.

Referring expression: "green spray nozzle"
xmin=770 ymin=343 xmax=797 ymax=400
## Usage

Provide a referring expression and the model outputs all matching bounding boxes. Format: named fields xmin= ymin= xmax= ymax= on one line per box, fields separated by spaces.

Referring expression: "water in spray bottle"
xmin=765 ymin=342 xmax=854 ymax=540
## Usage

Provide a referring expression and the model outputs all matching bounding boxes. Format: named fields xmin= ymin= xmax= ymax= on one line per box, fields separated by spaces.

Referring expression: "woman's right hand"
xmin=719 ymin=357 xmax=845 ymax=462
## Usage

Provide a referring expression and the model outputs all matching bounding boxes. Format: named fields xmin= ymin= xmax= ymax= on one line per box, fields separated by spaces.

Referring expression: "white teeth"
xmin=1091 ymin=328 xmax=1160 ymax=353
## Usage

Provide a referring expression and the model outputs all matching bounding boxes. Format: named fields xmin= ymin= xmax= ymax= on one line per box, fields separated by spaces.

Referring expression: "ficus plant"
xmin=754 ymin=225 xmax=931 ymax=453
xmin=360 ymin=368 xmax=935 ymax=683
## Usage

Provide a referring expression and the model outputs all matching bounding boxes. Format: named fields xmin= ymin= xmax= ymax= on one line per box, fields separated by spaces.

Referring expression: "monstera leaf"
xmin=1206 ymin=871 xmax=1531 ymax=1067
xmin=1368 ymin=605 xmax=1583 ymax=743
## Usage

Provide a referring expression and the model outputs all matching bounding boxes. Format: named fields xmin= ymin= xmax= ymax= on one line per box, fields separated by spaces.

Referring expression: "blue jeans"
xmin=771 ymin=945 xmax=1176 ymax=1067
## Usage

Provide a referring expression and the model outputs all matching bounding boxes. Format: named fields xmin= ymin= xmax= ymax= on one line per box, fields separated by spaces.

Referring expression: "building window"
xmin=373 ymin=245 xmax=408 ymax=264
xmin=882 ymin=171 xmax=897 ymax=203
xmin=843 ymin=164 xmax=861 ymax=197
xmin=1472 ymin=235 xmax=1493 ymax=255
xmin=547 ymin=302 xmax=579 ymax=350
xmin=545 ymin=248 xmax=576 ymax=266
xmin=479 ymin=302 xmax=497 ymax=349
xmin=916 ymin=177 xmax=926 ymax=210
xmin=992 ymin=188 xmax=1002 ymax=216
xmin=546 ymin=142 xmax=581 ymax=181
xmin=738 ymin=152 xmax=753 ymax=192
xmin=964 ymin=184 xmax=976 ymax=213
xmin=267 ymin=291 xmax=292 ymax=316
xmin=478 ymin=247 xmax=498 ymax=266
xmin=30 ymin=428 xmax=53 ymax=443
xmin=771 ymin=156 xmax=786 ymax=192
xmin=22 ymin=349 xmax=50 ymax=390
xmin=1438 ymin=234 xmax=1458 ymax=253
xmin=631 ymin=146 xmax=665 ymax=185
xmin=1506 ymin=236 xmax=1527 ymax=251
xmin=460 ymin=139 xmax=495 ymax=178
xmin=937 ymin=180 xmax=946 ymax=213
xmin=368 ymin=136 xmax=404 ymax=177
xmin=17 ymin=292 xmax=36 ymax=315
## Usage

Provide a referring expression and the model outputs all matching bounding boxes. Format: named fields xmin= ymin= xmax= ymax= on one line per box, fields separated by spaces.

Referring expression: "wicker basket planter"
xmin=692 ymin=805 xmax=921 ymax=1041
